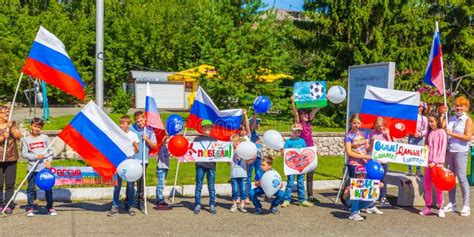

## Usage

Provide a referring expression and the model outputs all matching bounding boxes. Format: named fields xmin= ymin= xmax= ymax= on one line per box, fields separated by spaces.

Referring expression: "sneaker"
xmin=138 ymin=203 xmax=145 ymax=211
xmin=438 ymin=208 xmax=445 ymax=218
xmin=349 ymin=213 xmax=364 ymax=221
xmin=308 ymin=196 xmax=318 ymax=202
xmin=460 ymin=206 xmax=471 ymax=217
xmin=210 ymin=205 xmax=217 ymax=215
xmin=270 ymin=206 xmax=280 ymax=214
xmin=299 ymin=201 xmax=314 ymax=207
xmin=230 ymin=203 xmax=237 ymax=213
xmin=419 ymin=207 xmax=432 ymax=216
xmin=379 ymin=197 xmax=391 ymax=207
xmin=193 ymin=205 xmax=201 ymax=214
xmin=48 ymin=208 xmax=57 ymax=216
xmin=128 ymin=208 xmax=136 ymax=216
xmin=366 ymin=206 xmax=383 ymax=214
xmin=281 ymin=201 xmax=290 ymax=208
xmin=154 ymin=202 xmax=172 ymax=211
xmin=3 ymin=207 xmax=12 ymax=214
xmin=26 ymin=209 xmax=34 ymax=217
xmin=107 ymin=207 xmax=119 ymax=217
xmin=239 ymin=203 xmax=247 ymax=213
xmin=443 ymin=203 xmax=457 ymax=213
xmin=255 ymin=208 xmax=263 ymax=215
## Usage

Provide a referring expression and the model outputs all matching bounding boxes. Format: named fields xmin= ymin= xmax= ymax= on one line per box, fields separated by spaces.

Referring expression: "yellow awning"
xmin=167 ymin=64 xmax=217 ymax=82
xmin=258 ymin=73 xmax=294 ymax=83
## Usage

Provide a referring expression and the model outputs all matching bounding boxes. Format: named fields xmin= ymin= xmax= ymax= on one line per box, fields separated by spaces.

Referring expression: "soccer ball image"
xmin=309 ymin=82 xmax=325 ymax=99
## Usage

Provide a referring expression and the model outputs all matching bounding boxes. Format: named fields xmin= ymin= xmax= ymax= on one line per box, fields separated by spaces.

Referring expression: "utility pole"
xmin=95 ymin=0 xmax=104 ymax=108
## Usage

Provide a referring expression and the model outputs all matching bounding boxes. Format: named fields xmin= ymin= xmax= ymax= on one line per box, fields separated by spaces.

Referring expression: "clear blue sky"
xmin=261 ymin=0 xmax=304 ymax=11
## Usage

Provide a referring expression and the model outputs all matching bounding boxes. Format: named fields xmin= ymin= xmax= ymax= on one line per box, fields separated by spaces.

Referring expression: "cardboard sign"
xmin=50 ymin=167 xmax=116 ymax=186
xmin=350 ymin=178 xmax=380 ymax=201
xmin=371 ymin=140 xmax=428 ymax=167
xmin=283 ymin=146 xmax=318 ymax=175
xmin=293 ymin=81 xmax=328 ymax=108
xmin=179 ymin=141 xmax=233 ymax=162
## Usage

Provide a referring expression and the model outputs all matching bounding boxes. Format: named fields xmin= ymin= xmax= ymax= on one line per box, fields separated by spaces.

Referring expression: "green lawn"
xmin=13 ymin=155 xmax=447 ymax=189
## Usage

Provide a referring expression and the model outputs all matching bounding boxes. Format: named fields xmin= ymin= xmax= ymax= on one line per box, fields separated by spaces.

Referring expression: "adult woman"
xmin=0 ymin=106 xmax=22 ymax=214
xmin=443 ymin=96 xmax=472 ymax=217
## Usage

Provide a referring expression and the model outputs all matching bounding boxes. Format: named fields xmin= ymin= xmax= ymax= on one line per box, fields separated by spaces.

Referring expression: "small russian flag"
xmin=423 ymin=22 xmax=445 ymax=94
xmin=145 ymin=83 xmax=165 ymax=156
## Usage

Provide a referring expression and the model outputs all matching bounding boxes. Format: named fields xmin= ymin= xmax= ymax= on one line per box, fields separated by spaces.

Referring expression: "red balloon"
xmin=168 ymin=135 xmax=189 ymax=157
xmin=431 ymin=166 xmax=456 ymax=191
xmin=389 ymin=122 xmax=407 ymax=139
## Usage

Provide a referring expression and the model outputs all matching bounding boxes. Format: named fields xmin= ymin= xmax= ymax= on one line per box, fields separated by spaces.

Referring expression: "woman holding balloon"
xmin=344 ymin=114 xmax=371 ymax=178
xmin=419 ymin=114 xmax=447 ymax=218
xmin=443 ymin=96 xmax=472 ymax=217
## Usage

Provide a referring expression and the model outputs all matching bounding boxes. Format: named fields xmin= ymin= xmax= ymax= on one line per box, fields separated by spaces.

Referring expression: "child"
xmin=22 ymin=118 xmax=56 ymax=217
xmin=249 ymin=156 xmax=284 ymax=215
xmin=247 ymin=112 xmax=262 ymax=204
xmin=0 ymin=106 xmax=21 ymax=214
xmin=109 ymin=115 xmax=139 ymax=216
xmin=368 ymin=117 xmax=393 ymax=207
xmin=130 ymin=111 xmax=157 ymax=211
xmin=229 ymin=134 xmax=249 ymax=213
xmin=341 ymin=165 xmax=383 ymax=221
xmin=344 ymin=113 xmax=371 ymax=178
xmin=281 ymin=124 xmax=313 ymax=208
xmin=291 ymin=96 xmax=320 ymax=201
xmin=194 ymin=119 xmax=217 ymax=214
xmin=420 ymin=114 xmax=447 ymax=218
xmin=408 ymin=102 xmax=428 ymax=176
xmin=155 ymin=135 xmax=172 ymax=210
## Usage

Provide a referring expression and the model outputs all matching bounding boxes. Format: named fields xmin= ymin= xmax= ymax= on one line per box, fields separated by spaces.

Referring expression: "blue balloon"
xmin=35 ymin=168 xmax=56 ymax=191
xmin=365 ymin=160 xmax=384 ymax=180
xmin=166 ymin=114 xmax=185 ymax=136
xmin=253 ymin=96 xmax=272 ymax=114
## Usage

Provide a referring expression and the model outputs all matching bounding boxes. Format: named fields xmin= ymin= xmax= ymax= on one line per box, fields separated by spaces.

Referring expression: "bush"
xmin=109 ymin=88 xmax=131 ymax=114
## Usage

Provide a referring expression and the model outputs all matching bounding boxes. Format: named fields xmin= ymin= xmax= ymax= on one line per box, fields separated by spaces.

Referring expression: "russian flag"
xmin=360 ymin=86 xmax=420 ymax=135
xmin=58 ymin=101 xmax=134 ymax=180
xmin=145 ymin=83 xmax=165 ymax=156
xmin=22 ymin=26 xmax=85 ymax=100
xmin=187 ymin=87 xmax=243 ymax=141
xmin=423 ymin=22 xmax=445 ymax=94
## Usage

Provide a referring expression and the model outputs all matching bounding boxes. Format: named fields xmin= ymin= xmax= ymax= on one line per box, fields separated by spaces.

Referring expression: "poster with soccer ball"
xmin=293 ymin=81 xmax=328 ymax=108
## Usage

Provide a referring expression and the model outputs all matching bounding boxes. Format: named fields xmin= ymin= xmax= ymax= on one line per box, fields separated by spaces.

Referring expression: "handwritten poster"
xmin=283 ymin=146 xmax=318 ymax=175
xmin=179 ymin=141 xmax=233 ymax=163
xmin=371 ymin=140 xmax=428 ymax=167
xmin=293 ymin=81 xmax=328 ymax=108
xmin=350 ymin=178 xmax=380 ymax=201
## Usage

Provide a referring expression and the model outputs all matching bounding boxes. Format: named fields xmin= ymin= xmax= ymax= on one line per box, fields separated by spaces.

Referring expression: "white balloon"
xmin=236 ymin=141 xmax=257 ymax=160
xmin=260 ymin=170 xmax=282 ymax=197
xmin=117 ymin=159 xmax=143 ymax=182
xmin=263 ymin=130 xmax=284 ymax=150
xmin=327 ymin=85 xmax=347 ymax=104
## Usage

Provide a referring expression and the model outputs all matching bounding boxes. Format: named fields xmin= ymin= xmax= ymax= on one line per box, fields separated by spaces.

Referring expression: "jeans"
xmin=407 ymin=136 xmax=423 ymax=173
xmin=347 ymin=165 xmax=357 ymax=178
xmin=156 ymin=169 xmax=168 ymax=203
xmin=249 ymin=186 xmax=284 ymax=209
xmin=446 ymin=151 xmax=470 ymax=206
xmin=135 ymin=163 xmax=148 ymax=206
xmin=246 ymin=157 xmax=262 ymax=198
xmin=0 ymin=161 xmax=16 ymax=208
xmin=195 ymin=166 xmax=216 ymax=206
xmin=284 ymin=174 xmax=306 ymax=202
xmin=424 ymin=167 xmax=443 ymax=207
xmin=112 ymin=174 xmax=135 ymax=208
xmin=231 ymin=178 xmax=247 ymax=201
xmin=27 ymin=172 xmax=53 ymax=210
xmin=350 ymin=200 xmax=374 ymax=214
xmin=380 ymin=163 xmax=388 ymax=198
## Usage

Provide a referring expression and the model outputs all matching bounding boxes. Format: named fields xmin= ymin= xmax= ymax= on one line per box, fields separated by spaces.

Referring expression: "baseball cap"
xmin=291 ymin=124 xmax=303 ymax=131
xmin=355 ymin=165 xmax=367 ymax=174
xmin=201 ymin=120 xmax=213 ymax=126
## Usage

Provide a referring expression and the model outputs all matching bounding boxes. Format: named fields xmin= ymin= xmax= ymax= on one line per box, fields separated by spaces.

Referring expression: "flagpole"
xmin=2 ymin=136 xmax=58 ymax=214
xmin=3 ymin=72 xmax=24 ymax=162
xmin=142 ymin=138 xmax=148 ymax=215
xmin=172 ymin=128 xmax=187 ymax=204
xmin=436 ymin=21 xmax=449 ymax=120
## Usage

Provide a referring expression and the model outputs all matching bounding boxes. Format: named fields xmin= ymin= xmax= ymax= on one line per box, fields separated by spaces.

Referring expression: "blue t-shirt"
xmin=250 ymin=130 xmax=262 ymax=158
xmin=130 ymin=124 xmax=157 ymax=164
xmin=284 ymin=137 xmax=307 ymax=149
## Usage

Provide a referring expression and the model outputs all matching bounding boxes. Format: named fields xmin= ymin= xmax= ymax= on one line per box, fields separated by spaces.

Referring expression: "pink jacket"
xmin=427 ymin=129 xmax=447 ymax=164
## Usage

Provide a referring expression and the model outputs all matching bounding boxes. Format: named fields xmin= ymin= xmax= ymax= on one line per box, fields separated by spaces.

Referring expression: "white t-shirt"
xmin=125 ymin=130 xmax=139 ymax=158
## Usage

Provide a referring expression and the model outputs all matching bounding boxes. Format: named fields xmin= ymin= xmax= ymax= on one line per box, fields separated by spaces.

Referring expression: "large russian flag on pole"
xmin=423 ymin=21 xmax=445 ymax=94
xmin=360 ymin=86 xmax=420 ymax=135
xmin=58 ymin=101 xmax=134 ymax=180
xmin=145 ymin=83 xmax=165 ymax=156
xmin=22 ymin=26 xmax=85 ymax=100
xmin=187 ymin=87 xmax=243 ymax=141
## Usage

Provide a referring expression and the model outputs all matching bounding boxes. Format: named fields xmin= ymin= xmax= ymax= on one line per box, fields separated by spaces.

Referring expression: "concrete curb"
xmin=16 ymin=180 xmax=341 ymax=202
